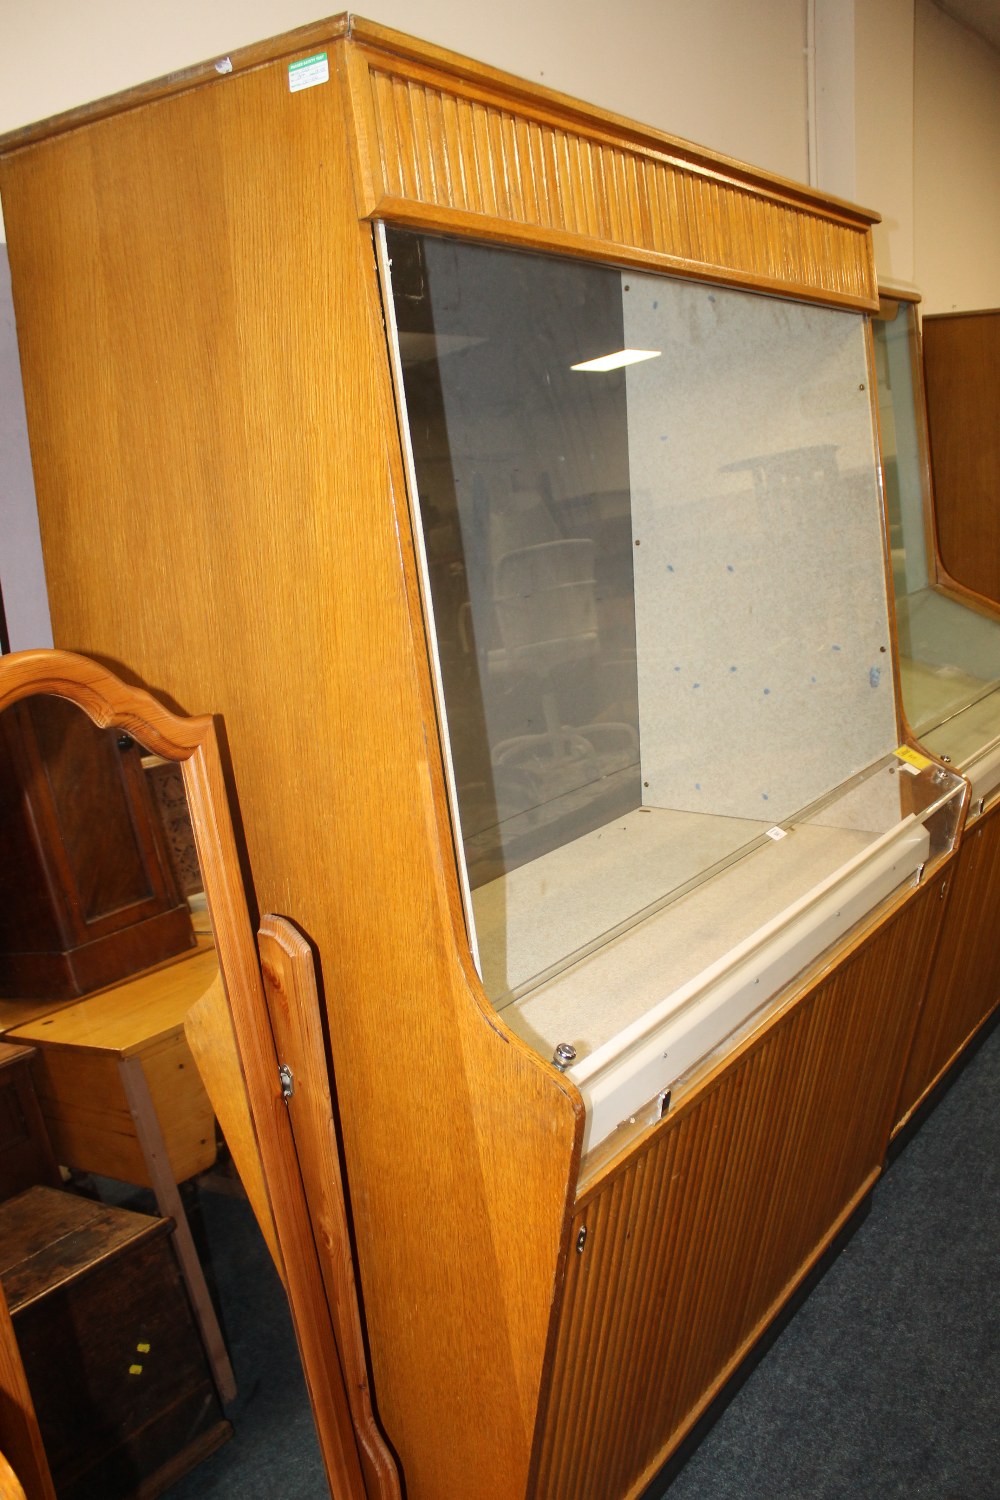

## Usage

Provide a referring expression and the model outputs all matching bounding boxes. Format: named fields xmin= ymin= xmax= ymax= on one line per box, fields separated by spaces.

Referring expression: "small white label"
xmin=288 ymin=52 xmax=329 ymax=93
xmin=899 ymin=762 xmax=921 ymax=776
xmin=765 ymin=826 xmax=788 ymax=841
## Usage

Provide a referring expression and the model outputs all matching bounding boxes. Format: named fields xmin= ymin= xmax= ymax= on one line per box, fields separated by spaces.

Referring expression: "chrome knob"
xmin=552 ymin=1043 xmax=577 ymax=1071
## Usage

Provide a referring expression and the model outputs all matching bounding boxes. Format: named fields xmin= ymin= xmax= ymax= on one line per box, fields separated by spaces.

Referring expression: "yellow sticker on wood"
xmin=895 ymin=746 xmax=932 ymax=771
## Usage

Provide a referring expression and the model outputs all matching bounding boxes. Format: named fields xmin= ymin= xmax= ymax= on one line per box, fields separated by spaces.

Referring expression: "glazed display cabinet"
xmin=873 ymin=290 xmax=1000 ymax=1129
xmin=0 ymin=19 xmax=967 ymax=1499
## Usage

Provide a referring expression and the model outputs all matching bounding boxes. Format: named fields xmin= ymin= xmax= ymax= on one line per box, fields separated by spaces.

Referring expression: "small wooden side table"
xmin=0 ymin=1184 xmax=231 ymax=1498
xmin=4 ymin=948 xmax=235 ymax=1403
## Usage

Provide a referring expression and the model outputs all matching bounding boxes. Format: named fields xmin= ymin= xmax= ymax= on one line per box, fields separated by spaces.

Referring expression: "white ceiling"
xmin=934 ymin=0 xmax=1000 ymax=51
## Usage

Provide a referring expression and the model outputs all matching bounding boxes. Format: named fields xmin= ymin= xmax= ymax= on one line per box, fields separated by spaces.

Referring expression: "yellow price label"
xmin=894 ymin=745 xmax=932 ymax=771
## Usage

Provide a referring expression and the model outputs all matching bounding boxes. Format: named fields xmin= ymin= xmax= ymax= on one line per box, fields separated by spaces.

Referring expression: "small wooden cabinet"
xmin=0 ymin=1185 xmax=230 ymax=1499
xmin=0 ymin=696 xmax=194 ymax=1000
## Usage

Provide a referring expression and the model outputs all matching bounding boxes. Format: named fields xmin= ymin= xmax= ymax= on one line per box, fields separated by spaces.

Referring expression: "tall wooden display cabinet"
xmin=0 ymin=18 xmax=968 ymax=1499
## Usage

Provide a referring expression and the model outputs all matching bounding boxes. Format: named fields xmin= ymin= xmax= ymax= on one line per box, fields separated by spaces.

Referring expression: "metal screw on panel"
xmin=116 ymin=733 xmax=134 ymax=752
xmin=552 ymin=1043 xmax=577 ymax=1072
xmin=576 ymin=1227 xmax=588 ymax=1254
xmin=278 ymin=1063 xmax=294 ymax=1100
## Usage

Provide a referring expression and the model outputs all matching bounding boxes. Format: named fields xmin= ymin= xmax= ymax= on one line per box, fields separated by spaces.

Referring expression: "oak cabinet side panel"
xmin=923 ymin=311 xmax=1000 ymax=603
xmin=1 ymin=50 xmax=580 ymax=1499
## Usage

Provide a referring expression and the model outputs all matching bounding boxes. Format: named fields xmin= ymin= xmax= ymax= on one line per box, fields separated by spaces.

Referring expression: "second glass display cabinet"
xmin=384 ymin=230 xmax=963 ymax=1154
xmin=872 ymin=285 xmax=1000 ymax=1133
xmin=874 ymin=289 xmax=1000 ymax=804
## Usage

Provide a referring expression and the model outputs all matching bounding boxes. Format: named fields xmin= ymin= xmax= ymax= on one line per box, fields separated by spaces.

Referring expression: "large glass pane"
xmin=384 ymin=231 xmax=958 ymax=1013
xmin=385 ymin=232 xmax=640 ymax=894
xmin=873 ymin=299 xmax=1000 ymax=772
xmin=383 ymin=230 xmax=964 ymax=1151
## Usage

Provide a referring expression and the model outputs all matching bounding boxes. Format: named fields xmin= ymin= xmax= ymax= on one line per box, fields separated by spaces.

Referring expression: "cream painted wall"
xmin=813 ymin=0 xmax=857 ymax=202
xmin=914 ymin=0 xmax=1000 ymax=312
xmin=855 ymin=0 xmax=916 ymax=286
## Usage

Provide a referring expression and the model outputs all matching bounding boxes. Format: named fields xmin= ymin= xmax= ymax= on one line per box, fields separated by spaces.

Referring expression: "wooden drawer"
xmin=24 ymin=1035 xmax=215 ymax=1187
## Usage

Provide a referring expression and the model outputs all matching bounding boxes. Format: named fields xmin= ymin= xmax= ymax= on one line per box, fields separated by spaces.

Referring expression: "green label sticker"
xmin=288 ymin=53 xmax=329 ymax=94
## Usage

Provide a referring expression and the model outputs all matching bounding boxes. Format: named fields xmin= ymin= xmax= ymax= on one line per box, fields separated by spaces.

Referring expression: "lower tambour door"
xmin=897 ymin=803 xmax=1000 ymax=1128
xmin=531 ymin=878 xmax=946 ymax=1500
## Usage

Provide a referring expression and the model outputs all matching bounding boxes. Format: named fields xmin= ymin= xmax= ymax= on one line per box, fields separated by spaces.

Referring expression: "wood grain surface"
xmin=184 ymin=973 xmax=281 ymax=1270
xmin=258 ymin=916 xmax=400 ymax=1500
xmin=0 ymin=1276 xmax=54 ymax=1500
xmin=0 ymin=20 xmax=914 ymax=1498
xmin=923 ymin=309 xmax=1000 ymax=603
xmin=533 ymin=880 xmax=946 ymax=1499
xmin=0 ymin=46 xmax=584 ymax=1493
xmin=896 ymin=804 xmax=1000 ymax=1127
xmin=342 ymin=36 xmax=877 ymax=307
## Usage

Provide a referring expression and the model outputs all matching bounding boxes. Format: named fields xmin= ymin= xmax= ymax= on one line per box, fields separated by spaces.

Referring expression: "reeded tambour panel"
xmin=345 ymin=38 xmax=877 ymax=308
xmin=532 ymin=882 xmax=944 ymax=1500
xmin=897 ymin=807 xmax=1000 ymax=1127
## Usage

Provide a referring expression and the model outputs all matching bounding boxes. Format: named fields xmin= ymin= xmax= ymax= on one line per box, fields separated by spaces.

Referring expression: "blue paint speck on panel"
xmin=869 ymin=666 xmax=881 ymax=688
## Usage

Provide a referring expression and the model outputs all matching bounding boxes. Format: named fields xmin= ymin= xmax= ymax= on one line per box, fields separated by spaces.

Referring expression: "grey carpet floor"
xmin=165 ymin=1020 xmax=1000 ymax=1498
